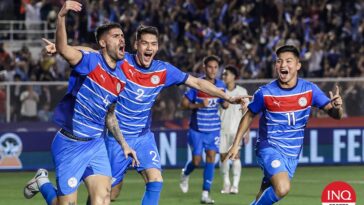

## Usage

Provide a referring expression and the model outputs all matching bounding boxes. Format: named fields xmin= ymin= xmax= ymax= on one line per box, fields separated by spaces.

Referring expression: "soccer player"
xmin=103 ymin=27 xmax=247 ymax=205
xmin=179 ymin=55 xmax=227 ymax=204
xmin=41 ymin=26 xmax=246 ymax=205
xmin=219 ymin=65 xmax=250 ymax=194
xmin=23 ymin=1 xmax=138 ymax=205
xmin=225 ymin=45 xmax=343 ymax=205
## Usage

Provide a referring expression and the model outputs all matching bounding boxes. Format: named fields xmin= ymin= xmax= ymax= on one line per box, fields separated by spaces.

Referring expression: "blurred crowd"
xmin=0 ymin=0 xmax=364 ymax=123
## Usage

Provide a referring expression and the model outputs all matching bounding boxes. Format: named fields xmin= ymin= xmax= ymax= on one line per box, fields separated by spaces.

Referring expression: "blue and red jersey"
xmin=185 ymin=78 xmax=226 ymax=133
xmin=114 ymin=52 xmax=188 ymax=137
xmin=53 ymin=51 xmax=125 ymax=139
xmin=248 ymin=78 xmax=330 ymax=158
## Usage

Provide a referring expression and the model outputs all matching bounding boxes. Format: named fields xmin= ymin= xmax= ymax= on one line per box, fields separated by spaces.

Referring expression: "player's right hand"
xmin=224 ymin=144 xmax=240 ymax=162
xmin=42 ymin=38 xmax=56 ymax=55
xmin=228 ymin=95 xmax=252 ymax=104
xmin=122 ymin=144 xmax=140 ymax=167
xmin=59 ymin=1 xmax=82 ymax=17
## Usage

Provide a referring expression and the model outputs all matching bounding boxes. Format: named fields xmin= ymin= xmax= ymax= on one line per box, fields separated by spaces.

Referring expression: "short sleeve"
xmin=165 ymin=62 xmax=188 ymax=87
xmin=247 ymin=88 xmax=264 ymax=114
xmin=72 ymin=50 xmax=97 ymax=75
xmin=184 ymin=87 xmax=196 ymax=102
xmin=311 ymin=83 xmax=330 ymax=109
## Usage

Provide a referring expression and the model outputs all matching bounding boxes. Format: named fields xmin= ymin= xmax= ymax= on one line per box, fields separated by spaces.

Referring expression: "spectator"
xmin=10 ymin=74 xmax=23 ymax=121
xmin=22 ymin=0 xmax=43 ymax=39
xmin=37 ymin=102 xmax=52 ymax=122
xmin=19 ymin=85 xmax=39 ymax=121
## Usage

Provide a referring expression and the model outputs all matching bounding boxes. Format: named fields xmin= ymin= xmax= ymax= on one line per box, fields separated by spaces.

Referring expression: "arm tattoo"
xmin=106 ymin=104 xmax=126 ymax=146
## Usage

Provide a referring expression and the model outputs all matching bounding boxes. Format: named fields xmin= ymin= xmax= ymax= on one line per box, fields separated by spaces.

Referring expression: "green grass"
xmin=1 ymin=166 xmax=363 ymax=205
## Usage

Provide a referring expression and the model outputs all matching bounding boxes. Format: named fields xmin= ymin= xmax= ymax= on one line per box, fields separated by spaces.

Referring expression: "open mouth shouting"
xmin=142 ymin=51 xmax=153 ymax=66
xmin=118 ymin=44 xmax=125 ymax=56
xmin=278 ymin=68 xmax=289 ymax=80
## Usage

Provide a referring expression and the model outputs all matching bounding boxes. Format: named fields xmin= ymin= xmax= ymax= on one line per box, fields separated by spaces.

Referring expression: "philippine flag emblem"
xmin=298 ymin=97 xmax=307 ymax=107
xmin=151 ymin=75 xmax=160 ymax=85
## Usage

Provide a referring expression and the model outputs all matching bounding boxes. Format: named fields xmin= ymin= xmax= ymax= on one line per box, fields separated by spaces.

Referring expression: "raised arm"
xmin=55 ymin=1 xmax=83 ymax=66
xmin=106 ymin=104 xmax=140 ymax=167
xmin=322 ymin=85 xmax=344 ymax=119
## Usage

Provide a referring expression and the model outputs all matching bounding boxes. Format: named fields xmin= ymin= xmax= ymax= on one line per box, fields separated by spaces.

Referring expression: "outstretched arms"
xmin=184 ymin=75 xmax=252 ymax=104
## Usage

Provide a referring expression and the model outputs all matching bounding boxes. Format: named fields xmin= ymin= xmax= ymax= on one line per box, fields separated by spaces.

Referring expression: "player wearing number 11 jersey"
xmin=225 ymin=45 xmax=344 ymax=205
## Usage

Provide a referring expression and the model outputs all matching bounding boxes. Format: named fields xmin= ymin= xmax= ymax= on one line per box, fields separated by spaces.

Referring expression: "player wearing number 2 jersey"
xmin=225 ymin=45 xmax=344 ymax=205
xmin=103 ymin=26 xmax=245 ymax=205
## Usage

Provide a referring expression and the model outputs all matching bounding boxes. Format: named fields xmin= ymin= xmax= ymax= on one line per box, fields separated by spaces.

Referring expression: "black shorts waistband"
xmin=60 ymin=129 xmax=94 ymax=142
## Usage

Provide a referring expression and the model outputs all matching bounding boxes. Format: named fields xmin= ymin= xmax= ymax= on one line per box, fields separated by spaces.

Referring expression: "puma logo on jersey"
xmin=100 ymin=74 xmax=106 ymax=83
xmin=273 ymin=101 xmax=281 ymax=107
xmin=129 ymin=69 xmax=135 ymax=77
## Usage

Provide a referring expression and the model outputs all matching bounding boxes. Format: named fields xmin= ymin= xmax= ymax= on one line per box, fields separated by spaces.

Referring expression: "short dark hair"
xmin=136 ymin=25 xmax=159 ymax=41
xmin=276 ymin=45 xmax=300 ymax=58
xmin=203 ymin=55 xmax=220 ymax=66
xmin=224 ymin=65 xmax=239 ymax=79
xmin=95 ymin=23 xmax=122 ymax=44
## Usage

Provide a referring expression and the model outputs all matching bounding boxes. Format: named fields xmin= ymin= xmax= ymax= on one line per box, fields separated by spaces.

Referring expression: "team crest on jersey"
xmin=271 ymin=160 xmax=281 ymax=168
xmin=68 ymin=177 xmax=77 ymax=188
xmin=150 ymin=75 xmax=160 ymax=85
xmin=298 ymin=97 xmax=308 ymax=107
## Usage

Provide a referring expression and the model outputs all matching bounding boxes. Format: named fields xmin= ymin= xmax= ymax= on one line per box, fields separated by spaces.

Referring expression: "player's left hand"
xmin=228 ymin=95 xmax=252 ymax=104
xmin=329 ymin=85 xmax=342 ymax=109
xmin=224 ymin=144 xmax=240 ymax=162
xmin=122 ymin=144 xmax=140 ymax=167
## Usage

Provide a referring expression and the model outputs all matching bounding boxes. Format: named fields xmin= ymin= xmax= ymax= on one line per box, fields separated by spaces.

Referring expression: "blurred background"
xmin=0 ymin=0 xmax=363 ymax=173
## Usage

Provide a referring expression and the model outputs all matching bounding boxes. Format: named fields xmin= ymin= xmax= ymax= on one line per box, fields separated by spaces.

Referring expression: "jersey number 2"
xmin=149 ymin=151 xmax=159 ymax=163
xmin=135 ymin=89 xmax=144 ymax=101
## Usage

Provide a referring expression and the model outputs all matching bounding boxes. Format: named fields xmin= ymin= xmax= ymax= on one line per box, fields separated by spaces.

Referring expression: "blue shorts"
xmin=256 ymin=146 xmax=298 ymax=183
xmin=105 ymin=131 xmax=161 ymax=187
xmin=51 ymin=131 xmax=111 ymax=196
xmin=188 ymin=129 xmax=220 ymax=156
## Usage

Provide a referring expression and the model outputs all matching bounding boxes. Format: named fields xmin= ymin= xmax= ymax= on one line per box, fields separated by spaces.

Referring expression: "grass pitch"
xmin=1 ymin=166 xmax=363 ymax=205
